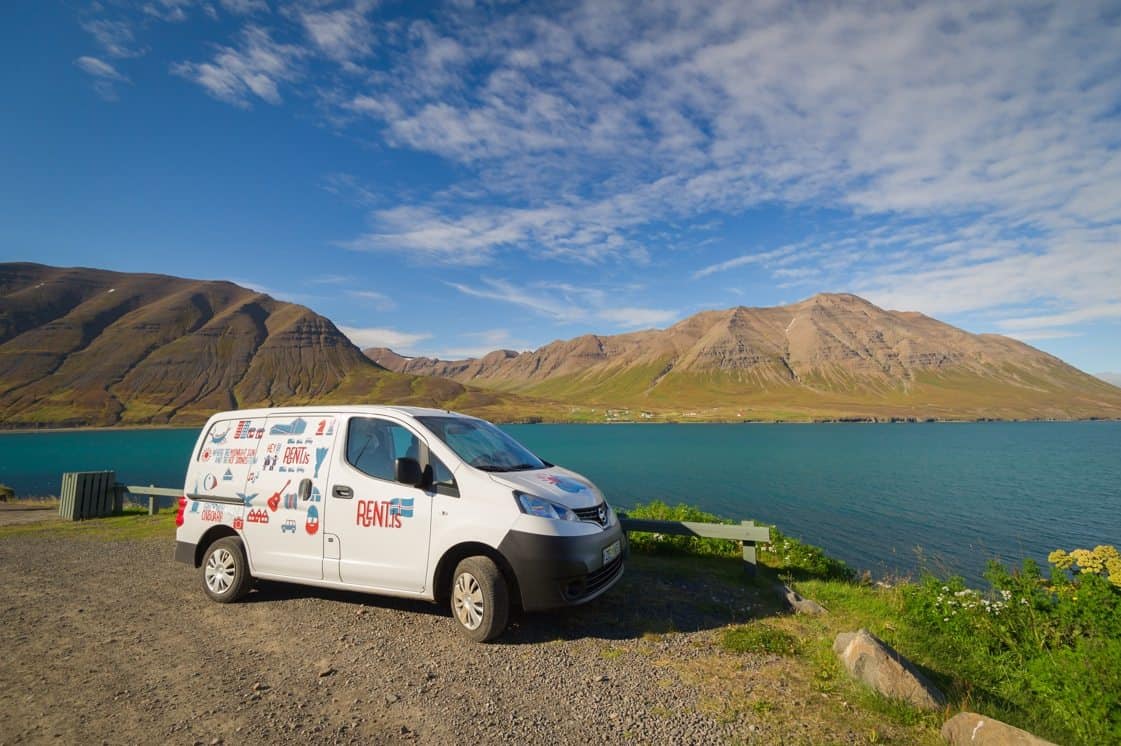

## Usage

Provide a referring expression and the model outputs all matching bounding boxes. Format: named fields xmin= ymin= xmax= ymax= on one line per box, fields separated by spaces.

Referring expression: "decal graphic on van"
xmin=270 ymin=418 xmax=307 ymax=436
xmin=539 ymin=475 xmax=587 ymax=493
xmin=283 ymin=491 xmax=298 ymax=510
xmin=267 ymin=480 xmax=291 ymax=512
xmin=305 ymin=505 xmax=319 ymax=535
xmin=305 ymin=486 xmax=322 ymax=502
xmin=233 ymin=516 xmax=244 ymax=530
xmin=237 ymin=492 xmax=258 ymax=505
xmin=200 ymin=504 xmax=223 ymax=522
xmin=222 ymin=468 xmax=234 ymax=481
xmin=246 ymin=509 xmax=270 ymax=524
xmin=281 ymin=519 xmax=297 ymax=534
xmin=202 ymin=473 xmax=218 ymax=491
xmin=356 ymin=498 xmax=413 ymax=528
xmin=315 ymin=419 xmax=335 ymax=436
xmin=209 ymin=425 xmax=231 ymax=444
xmin=314 ymin=447 xmax=329 ymax=478
xmin=234 ymin=420 xmax=265 ymax=440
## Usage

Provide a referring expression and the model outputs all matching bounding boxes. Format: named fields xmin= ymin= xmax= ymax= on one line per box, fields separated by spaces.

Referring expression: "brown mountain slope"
xmin=0 ymin=263 xmax=530 ymax=427
xmin=368 ymin=293 xmax=1121 ymax=420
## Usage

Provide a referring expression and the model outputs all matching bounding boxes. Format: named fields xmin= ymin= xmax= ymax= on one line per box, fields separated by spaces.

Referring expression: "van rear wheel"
xmin=201 ymin=537 xmax=251 ymax=603
xmin=451 ymin=557 xmax=509 ymax=643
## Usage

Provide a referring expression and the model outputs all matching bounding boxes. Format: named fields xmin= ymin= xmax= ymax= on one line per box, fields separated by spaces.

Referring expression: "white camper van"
xmin=174 ymin=406 xmax=626 ymax=641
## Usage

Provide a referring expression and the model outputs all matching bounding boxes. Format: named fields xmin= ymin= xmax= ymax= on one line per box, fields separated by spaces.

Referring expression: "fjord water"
xmin=2 ymin=422 xmax=1117 ymax=584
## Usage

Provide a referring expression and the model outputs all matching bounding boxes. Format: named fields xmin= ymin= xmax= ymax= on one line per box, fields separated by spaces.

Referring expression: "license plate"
xmin=602 ymin=540 xmax=621 ymax=565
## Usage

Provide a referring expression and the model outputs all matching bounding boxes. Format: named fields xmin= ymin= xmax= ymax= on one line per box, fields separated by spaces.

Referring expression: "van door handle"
xmin=332 ymin=485 xmax=353 ymax=499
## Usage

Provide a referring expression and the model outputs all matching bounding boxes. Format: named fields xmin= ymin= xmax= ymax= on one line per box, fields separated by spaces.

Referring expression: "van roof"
xmin=204 ymin=405 xmax=475 ymax=422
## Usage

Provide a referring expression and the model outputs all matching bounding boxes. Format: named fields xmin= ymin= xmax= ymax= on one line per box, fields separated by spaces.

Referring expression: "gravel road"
xmin=0 ymin=533 xmax=892 ymax=745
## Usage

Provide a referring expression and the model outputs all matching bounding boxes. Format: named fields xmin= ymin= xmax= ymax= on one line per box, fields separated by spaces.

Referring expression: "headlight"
xmin=515 ymin=491 xmax=577 ymax=521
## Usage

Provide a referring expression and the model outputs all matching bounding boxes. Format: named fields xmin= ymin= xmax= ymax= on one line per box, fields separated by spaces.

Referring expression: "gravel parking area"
xmin=0 ymin=533 xmax=903 ymax=744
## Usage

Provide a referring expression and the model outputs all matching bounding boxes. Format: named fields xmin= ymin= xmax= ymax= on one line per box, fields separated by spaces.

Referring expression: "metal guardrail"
xmin=59 ymin=472 xmax=182 ymax=519
xmin=619 ymin=517 xmax=771 ymax=575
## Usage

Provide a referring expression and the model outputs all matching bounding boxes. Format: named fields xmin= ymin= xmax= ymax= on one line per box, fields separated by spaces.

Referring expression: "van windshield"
xmin=416 ymin=416 xmax=546 ymax=472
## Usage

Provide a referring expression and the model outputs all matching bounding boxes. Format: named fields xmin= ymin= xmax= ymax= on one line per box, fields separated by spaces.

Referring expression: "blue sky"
xmin=4 ymin=1 xmax=1121 ymax=374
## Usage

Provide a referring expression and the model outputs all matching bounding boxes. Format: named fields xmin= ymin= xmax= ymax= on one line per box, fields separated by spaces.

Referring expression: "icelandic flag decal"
xmin=388 ymin=497 xmax=415 ymax=518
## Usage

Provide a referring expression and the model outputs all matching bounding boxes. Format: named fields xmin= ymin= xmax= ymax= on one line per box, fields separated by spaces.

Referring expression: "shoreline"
xmin=1 ymin=416 xmax=1119 ymax=434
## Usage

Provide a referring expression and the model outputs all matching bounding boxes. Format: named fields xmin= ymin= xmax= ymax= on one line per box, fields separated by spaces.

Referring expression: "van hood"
xmin=488 ymin=466 xmax=603 ymax=510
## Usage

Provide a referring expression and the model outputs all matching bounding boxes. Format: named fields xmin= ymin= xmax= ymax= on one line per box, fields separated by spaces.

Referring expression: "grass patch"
xmin=0 ymin=508 xmax=176 ymax=541
xmin=721 ymin=623 xmax=799 ymax=655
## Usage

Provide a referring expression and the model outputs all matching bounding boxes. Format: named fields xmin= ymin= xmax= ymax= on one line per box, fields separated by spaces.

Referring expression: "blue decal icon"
xmin=389 ymin=497 xmax=414 ymax=518
xmin=540 ymin=474 xmax=587 ymax=493
xmin=209 ymin=425 xmax=231 ymax=444
xmin=270 ymin=418 xmax=307 ymax=436
xmin=305 ymin=505 xmax=319 ymax=535
xmin=237 ymin=492 xmax=258 ymax=506
xmin=222 ymin=468 xmax=234 ymax=481
xmin=314 ymin=447 xmax=328 ymax=478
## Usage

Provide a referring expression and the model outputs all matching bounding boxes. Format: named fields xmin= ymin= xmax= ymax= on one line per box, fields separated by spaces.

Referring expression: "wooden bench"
xmin=619 ymin=517 xmax=771 ymax=575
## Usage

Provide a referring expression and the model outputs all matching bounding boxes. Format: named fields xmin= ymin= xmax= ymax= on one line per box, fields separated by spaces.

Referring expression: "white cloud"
xmin=347 ymin=289 xmax=396 ymax=311
xmin=693 ymin=245 xmax=800 ymax=279
xmin=448 ymin=276 xmax=678 ymax=329
xmin=220 ymin=0 xmax=269 ymax=14
xmin=171 ymin=26 xmax=305 ymax=108
xmin=319 ymin=0 xmax=1121 ymax=331
xmin=75 ymin=56 xmax=130 ymax=100
xmin=81 ymin=19 xmax=143 ymax=59
xmin=298 ymin=3 xmax=375 ymax=63
xmin=997 ymin=303 xmax=1121 ymax=331
xmin=338 ymin=325 xmax=431 ymax=352
xmin=75 ymin=56 xmax=128 ymax=82
xmin=597 ymin=307 xmax=679 ymax=328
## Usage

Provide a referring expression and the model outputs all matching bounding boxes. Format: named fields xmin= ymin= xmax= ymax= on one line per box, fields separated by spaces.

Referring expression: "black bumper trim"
xmin=497 ymin=523 xmax=627 ymax=611
xmin=174 ymin=540 xmax=196 ymax=566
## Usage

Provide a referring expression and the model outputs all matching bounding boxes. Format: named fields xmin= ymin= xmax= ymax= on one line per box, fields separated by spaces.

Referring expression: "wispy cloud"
xmin=448 ymin=276 xmax=678 ymax=329
xmin=75 ymin=56 xmax=130 ymax=100
xmin=295 ymin=2 xmax=375 ymax=63
xmin=171 ymin=26 xmax=305 ymax=108
xmin=347 ymin=289 xmax=396 ymax=311
xmin=219 ymin=0 xmax=270 ymax=14
xmin=327 ymin=1 xmax=1121 ymax=327
xmin=997 ymin=303 xmax=1121 ymax=331
xmin=338 ymin=325 xmax=431 ymax=352
xmin=81 ymin=19 xmax=144 ymax=59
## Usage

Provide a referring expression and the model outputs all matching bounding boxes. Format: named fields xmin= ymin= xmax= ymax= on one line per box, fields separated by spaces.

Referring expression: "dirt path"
xmin=0 ymin=503 xmax=60 ymax=527
xmin=0 ymin=533 xmax=930 ymax=744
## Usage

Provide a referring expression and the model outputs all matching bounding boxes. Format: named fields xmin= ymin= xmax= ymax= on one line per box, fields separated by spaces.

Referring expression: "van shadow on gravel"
xmin=244 ymin=552 xmax=785 ymax=644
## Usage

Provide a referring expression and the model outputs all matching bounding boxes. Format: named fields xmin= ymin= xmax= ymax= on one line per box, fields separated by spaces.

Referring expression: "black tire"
xmin=450 ymin=556 xmax=509 ymax=643
xmin=200 ymin=537 xmax=252 ymax=603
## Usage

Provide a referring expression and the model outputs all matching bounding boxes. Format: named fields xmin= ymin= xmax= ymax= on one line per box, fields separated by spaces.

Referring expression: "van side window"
xmin=346 ymin=418 xmax=420 ymax=482
xmin=430 ymin=454 xmax=456 ymax=493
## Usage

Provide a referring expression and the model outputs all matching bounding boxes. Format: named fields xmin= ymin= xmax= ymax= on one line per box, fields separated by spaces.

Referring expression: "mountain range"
xmin=368 ymin=293 xmax=1121 ymax=421
xmin=0 ymin=263 xmax=534 ymax=428
xmin=3 ymin=262 xmax=1119 ymax=427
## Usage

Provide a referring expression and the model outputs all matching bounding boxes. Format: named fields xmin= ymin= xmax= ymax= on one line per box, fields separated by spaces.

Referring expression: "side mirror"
xmin=394 ymin=457 xmax=423 ymax=487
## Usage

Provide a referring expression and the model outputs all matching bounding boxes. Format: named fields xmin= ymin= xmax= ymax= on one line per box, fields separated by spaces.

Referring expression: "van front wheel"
xmin=451 ymin=557 xmax=509 ymax=642
xmin=201 ymin=537 xmax=251 ymax=603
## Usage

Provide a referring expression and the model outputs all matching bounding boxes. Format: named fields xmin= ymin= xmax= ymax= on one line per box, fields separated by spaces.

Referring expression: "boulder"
xmin=775 ymin=582 xmax=828 ymax=615
xmin=941 ymin=712 xmax=1057 ymax=745
xmin=832 ymin=628 xmax=946 ymax=710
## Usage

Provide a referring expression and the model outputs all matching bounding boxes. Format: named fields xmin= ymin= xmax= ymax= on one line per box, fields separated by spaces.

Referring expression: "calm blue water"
xmin=2 ymin=423 xmax=1118 ymax=584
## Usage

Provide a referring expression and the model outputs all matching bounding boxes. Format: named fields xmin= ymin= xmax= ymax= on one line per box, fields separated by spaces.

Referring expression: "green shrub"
xmin=623 ymin=500 xmax=740 ymax=557
xmin=760 ymin=527 xmax=855 ymax=581
xmin=901 ymin=554 xmax=1121 ymax=745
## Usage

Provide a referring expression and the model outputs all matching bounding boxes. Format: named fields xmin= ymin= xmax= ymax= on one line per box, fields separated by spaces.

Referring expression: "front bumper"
xmin=497 ymin=521 xmax=627 ymax=611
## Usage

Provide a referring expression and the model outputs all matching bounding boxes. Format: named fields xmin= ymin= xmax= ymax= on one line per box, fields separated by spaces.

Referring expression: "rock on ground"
xmin=941 ymin=712 xmax=1057 ymax=745
xmin=833 ymin=628 xmax=946 ymax=711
